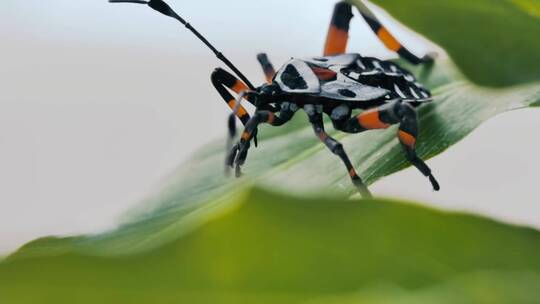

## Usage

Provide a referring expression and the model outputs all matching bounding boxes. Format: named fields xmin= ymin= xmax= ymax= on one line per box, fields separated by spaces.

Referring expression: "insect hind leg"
xmin=324 ymin=2 xmax=354 ymax=56
xmin=335 ymin=99 xmax=440 ymax=191
xmin=397 ymin=102 xmax=440 ymax=191
xmin=353 ymin=1 xmax=435 ymax=65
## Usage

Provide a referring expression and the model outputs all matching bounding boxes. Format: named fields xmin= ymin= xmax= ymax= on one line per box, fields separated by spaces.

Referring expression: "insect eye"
xmin=262 ymin=84 xmax=282 ymax=96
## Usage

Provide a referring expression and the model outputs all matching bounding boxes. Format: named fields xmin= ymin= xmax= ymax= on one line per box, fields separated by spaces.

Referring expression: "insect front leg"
xmin=212 ymin=67 xmax=264 ymax=147
xmin=227 ymin=103 xmax=298 ymax=177
xmin=304 ymin=104 xmax=372 ymax=198
xmin=211 ymin=68 xmax=254 ymax=126
xmin=334 ymin=99 xmax=440 ymax=191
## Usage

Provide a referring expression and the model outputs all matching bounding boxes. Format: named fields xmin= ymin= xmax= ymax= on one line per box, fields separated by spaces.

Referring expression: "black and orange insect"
xmin=110 ymin=0 xmax=440 ymax=198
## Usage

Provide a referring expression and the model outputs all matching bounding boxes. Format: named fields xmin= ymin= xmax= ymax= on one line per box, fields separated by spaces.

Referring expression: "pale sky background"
xmin=0 ymin=0 xmax=539 ymax=255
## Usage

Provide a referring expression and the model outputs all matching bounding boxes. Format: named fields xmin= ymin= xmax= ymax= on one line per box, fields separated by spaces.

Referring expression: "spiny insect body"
xmin=111 ymin=0 xmax=440 ymax=198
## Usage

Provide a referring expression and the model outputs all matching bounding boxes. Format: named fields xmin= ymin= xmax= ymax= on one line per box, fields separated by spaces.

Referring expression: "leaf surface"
xmin=8 ymin=61 xmax=540 ymax=258
xmin=2 ymin=189 xmax=540 ymax=303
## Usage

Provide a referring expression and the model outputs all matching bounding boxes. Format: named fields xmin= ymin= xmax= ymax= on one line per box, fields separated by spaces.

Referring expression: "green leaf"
xmin=2 ymin=188 xmax=540 ymax=303
xmin=7 ymin=60 xmax=540 ymax=259
xmin=349 ymin=0 xmax=540 ymax=87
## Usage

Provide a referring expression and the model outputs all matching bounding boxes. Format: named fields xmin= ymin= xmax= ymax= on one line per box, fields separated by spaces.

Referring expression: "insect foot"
xmin=429 ymin=174 xmax=440 ymax=192
xmin=225 ymin=144 xmax=240 ymax=175
xmin=352 ymin=177 xmax=373 ymax=199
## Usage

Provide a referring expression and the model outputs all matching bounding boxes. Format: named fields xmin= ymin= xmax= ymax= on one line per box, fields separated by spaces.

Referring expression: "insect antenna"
xmin=110 ymin=0 xmax=256 ymax=90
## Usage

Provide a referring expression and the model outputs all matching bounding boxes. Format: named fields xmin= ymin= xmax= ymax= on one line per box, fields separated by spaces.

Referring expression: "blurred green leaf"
xmin=2 ymin=188 xmax=540 ymax=303
xmin=351 ymin=0 xmax=540 ymax=87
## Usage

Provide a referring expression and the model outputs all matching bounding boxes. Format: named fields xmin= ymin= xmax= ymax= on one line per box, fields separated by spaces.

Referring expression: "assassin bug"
xmin=110 ymin=0 xmax=440 ymax=198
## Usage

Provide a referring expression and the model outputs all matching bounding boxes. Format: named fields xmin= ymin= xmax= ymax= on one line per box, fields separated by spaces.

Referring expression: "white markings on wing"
xmin=348 ymin=72 xmax=361 ymax=79
xmin=356 ymin=59 xmax=366 ymax=70
xmin=372 ymin=60 xmax=383 ymax=71
xmin=394 ymin=84 xmax=407 ymax=98
xmin=361 ymin=70 xmax=380 ymax=76
xmin=409 ymin=87 xmax=420 ymax=99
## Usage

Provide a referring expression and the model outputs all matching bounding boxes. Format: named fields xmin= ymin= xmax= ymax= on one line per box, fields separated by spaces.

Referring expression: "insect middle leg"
xmin=334 ymin=100 xmax=440 ymax=191
xmin=228 ymin=103 xmax=298 ymax=177
xmin=305 ymin=104 xmax=372 ymax=198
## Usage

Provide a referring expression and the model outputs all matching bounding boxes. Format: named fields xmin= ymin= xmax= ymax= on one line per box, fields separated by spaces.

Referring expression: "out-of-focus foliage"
xmin=350 ymin=0 xmax=540 ymax=87
xmin=2 ymin=189 xmax=540 ymax=303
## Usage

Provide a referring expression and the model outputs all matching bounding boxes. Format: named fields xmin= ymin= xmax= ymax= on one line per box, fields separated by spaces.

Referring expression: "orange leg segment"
xmin=324 ymin=2 xmax=354 ymax=56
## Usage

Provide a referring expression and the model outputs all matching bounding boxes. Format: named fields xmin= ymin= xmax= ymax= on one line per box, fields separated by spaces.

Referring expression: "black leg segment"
xmin=227 ymin=103 xmax=298 ymax=176
xmin=305 ymin=104 xmax=372 ymax=198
